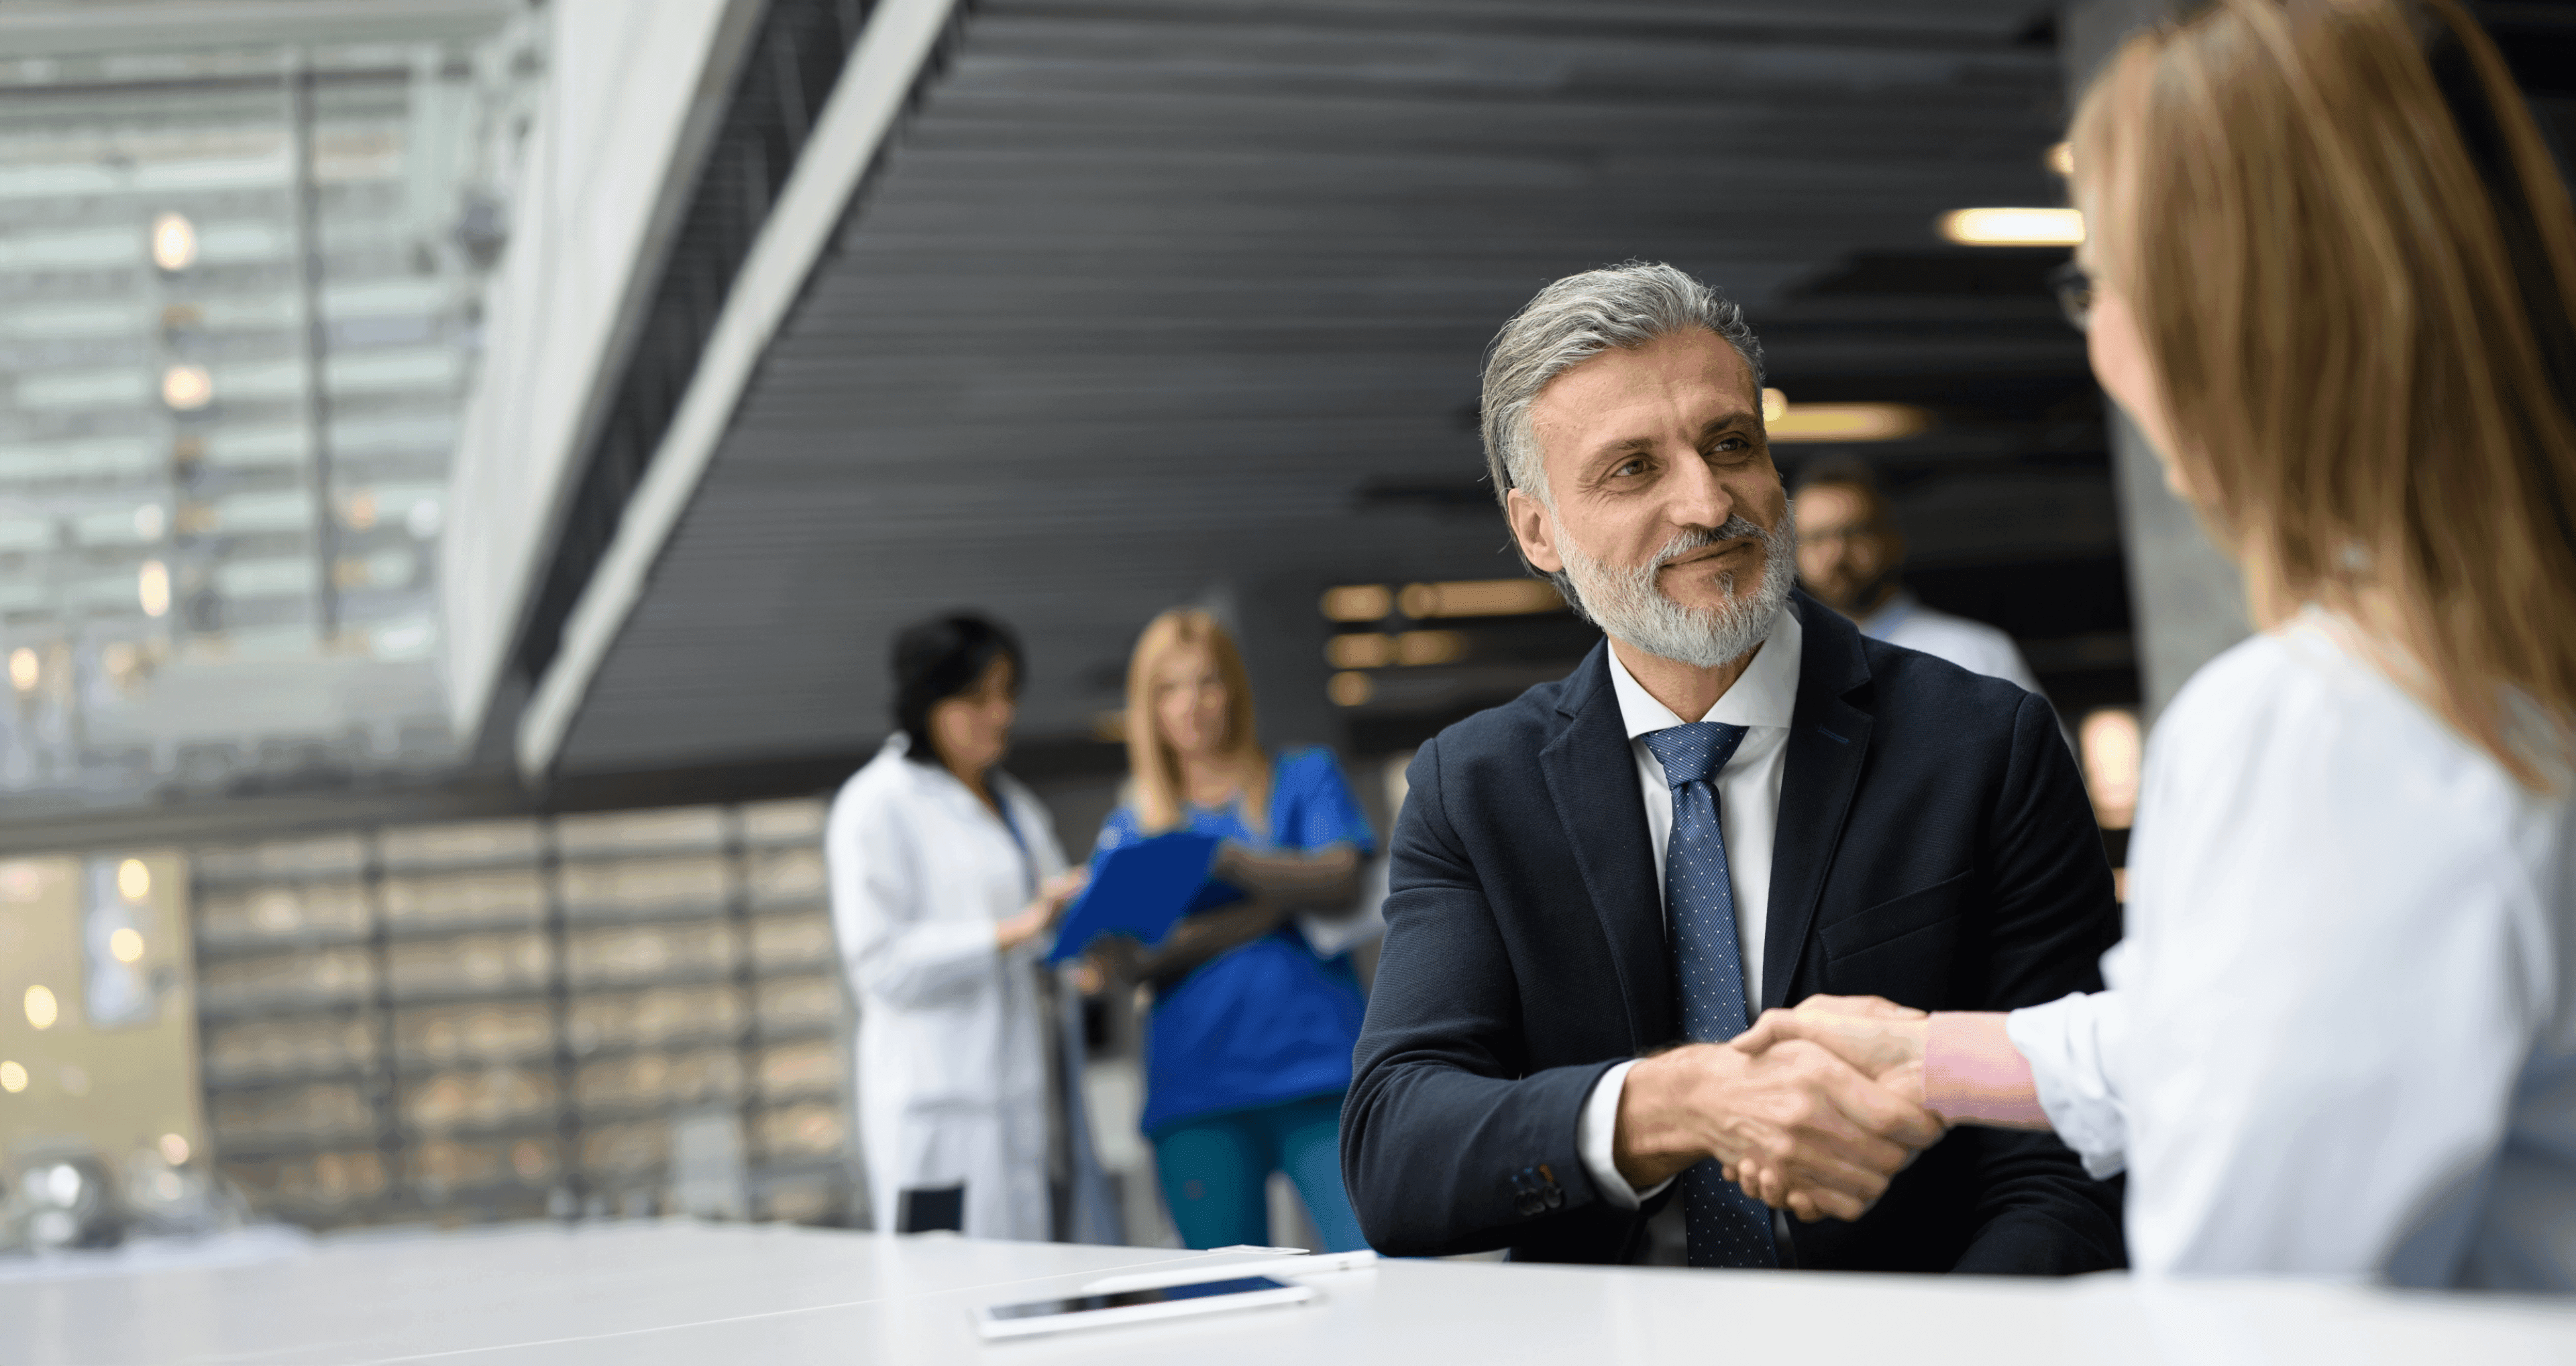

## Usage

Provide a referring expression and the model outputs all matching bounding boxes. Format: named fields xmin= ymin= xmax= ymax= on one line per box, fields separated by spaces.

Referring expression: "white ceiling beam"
xmin=514 ymin=0 xmax=965 ymax=782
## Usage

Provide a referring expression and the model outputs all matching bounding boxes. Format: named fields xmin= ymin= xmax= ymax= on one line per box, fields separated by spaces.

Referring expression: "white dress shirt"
xmin=1861 ymin=590 xmax=2042 ymax=696
xmin=2006 ymin=611 xmax=2576 ymax=1288
xmin=1575 ymin=607 xmax=1804 ymax=1208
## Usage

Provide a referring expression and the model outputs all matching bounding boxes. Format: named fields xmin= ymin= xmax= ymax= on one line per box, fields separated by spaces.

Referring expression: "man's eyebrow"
xmin=1580 ymin=434 xmax=1657 ymax=463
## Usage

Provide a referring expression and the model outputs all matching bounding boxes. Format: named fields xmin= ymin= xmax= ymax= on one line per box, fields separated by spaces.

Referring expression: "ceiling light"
xmin=1938 ymin=207 xmax=2085 ymax=246
xmin=1761 ymin=388 xmax=1788 ymax=423
xmin=8 ymin=647 xmax=37 ymax=692
xmin=0 ymin=1061 xmax=23 ymax=1094
xmin=1393 ymin=630 xmax=1466 ymax=666
xmin=1326 ymin=633 xmax=1393 ymax=670
xmin=1319 ymin=584 xmax=1391 ymax=623
xmin=2045 ymin=142 xmax=2074 ymax=177
xmin=1327 ymin=671 xmax=1373 ymax=706
xmin=151 ymin=212 xmax=197 ymax=272
xmin=1395 ymin=579 xmax=1564 ymax=619
xmin=161 ymin=364 xmax=213 ymax=411
xmin=109 ymin=928 xmax=145 ymax=963
xmin=1766 ymin=403 xmax=1933 ymax=443
xmin=24 ymin=984 xmax=58 ymax=1031
xmin=160 ymin=1133 xmax=190 ymax=1165
xmin=138 ymin=561 xmax=171 ymax=617
xmin=118 ymin=858 xmax=150 ymax=901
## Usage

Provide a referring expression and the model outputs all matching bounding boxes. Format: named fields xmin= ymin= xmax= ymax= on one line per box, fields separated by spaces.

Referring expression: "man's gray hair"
xmin=1480 ymin=261 xmax=1765 ymax=511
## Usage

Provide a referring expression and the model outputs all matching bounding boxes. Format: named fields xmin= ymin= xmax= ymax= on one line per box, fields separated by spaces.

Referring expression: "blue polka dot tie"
xmin=1642 ymin=721 xmax=1779 ymax=1269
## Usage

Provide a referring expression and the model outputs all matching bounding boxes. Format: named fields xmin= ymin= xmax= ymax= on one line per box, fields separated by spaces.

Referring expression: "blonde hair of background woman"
xmin=1122 ymin=609 xmax=1272 ymax=835
xmin=2072 ymin=0 xmax=2576 ymax=790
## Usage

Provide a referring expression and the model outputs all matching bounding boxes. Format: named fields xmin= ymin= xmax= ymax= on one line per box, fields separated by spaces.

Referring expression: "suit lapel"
xmin=1538 ymin=642 xmax=1672 ymax=1053
xmin=1761 ymin=594 xmax=1874 ymax=1010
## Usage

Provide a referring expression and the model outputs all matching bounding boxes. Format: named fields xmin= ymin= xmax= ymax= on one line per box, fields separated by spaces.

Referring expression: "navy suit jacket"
xmin=1341 ymin=592 xmax=2125 ymax=1273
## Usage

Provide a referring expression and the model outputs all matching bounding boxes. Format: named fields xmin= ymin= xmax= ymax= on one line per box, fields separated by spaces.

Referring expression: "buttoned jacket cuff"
xmin=1576 ymin=1059 xmax=1676 ymax=1210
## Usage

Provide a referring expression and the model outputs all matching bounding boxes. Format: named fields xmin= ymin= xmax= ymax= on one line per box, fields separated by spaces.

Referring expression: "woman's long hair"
xmin=2074 ymin=0 xmax=2576 ymax=790
xmin=1122 ymin=609 xmax=1270 ymax=834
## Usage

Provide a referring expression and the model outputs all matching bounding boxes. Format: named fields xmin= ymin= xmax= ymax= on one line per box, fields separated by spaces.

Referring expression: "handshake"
xmin=1613 ymin=996 xmax=1942 ymax=1223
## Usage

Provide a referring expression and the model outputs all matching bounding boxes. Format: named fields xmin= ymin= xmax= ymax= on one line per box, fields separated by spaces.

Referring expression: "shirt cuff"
xmin=1576 ymin=1059 xmax=1675 ymax=1210
xmin=2006 ymin=992 xmax=2131 ymax=1179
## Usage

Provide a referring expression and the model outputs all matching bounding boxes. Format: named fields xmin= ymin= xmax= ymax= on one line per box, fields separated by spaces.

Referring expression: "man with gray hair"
xmin=1341 ymin=263 xmax=2123 ymax=1274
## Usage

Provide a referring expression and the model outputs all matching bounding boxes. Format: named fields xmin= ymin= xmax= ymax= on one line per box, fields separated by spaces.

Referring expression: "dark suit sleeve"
xmin=1340 ymin=737 xmax=1631 ymax=1257
xmin=1949 ymin=688 xmax=2126 ymax=1274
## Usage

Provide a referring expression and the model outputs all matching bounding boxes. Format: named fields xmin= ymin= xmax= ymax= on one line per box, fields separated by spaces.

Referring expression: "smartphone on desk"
xmin=972 ymin=1274 xmax=1316 ymax=1341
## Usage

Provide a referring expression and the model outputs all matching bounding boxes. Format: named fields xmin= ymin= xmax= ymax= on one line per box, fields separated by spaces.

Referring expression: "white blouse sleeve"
xmin=2005 ymin=976 xmax=2133 ymax=1180
xmin=2080 ymin=633 xmax=2551 ymax=1280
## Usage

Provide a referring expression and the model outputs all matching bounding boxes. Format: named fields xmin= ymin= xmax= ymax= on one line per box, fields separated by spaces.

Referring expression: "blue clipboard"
xmin=1046 ymin=831 xmax=1224 ymax=964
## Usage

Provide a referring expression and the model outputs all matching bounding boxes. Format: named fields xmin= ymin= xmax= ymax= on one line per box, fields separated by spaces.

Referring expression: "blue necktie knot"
xmin=1642 ymin=721 xmax=1750 ymax=787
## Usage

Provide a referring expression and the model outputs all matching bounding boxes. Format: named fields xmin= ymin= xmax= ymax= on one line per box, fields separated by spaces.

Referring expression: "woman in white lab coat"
xmin=1729 ymin=0 xmax=2576 ymax=1288
xmin=828 ymin=614 xmax=1085 ymax=1240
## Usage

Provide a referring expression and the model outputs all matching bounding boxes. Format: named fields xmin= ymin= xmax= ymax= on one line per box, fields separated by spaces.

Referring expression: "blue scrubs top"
xmin=1091 ymin=747 xmax=1377 ymax=1136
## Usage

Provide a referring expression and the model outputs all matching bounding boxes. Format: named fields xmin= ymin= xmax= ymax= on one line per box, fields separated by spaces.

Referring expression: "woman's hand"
xmin=1077 ymin=900 xmax=1286 ymax=996
xmin=995 ymin=868 xmax=1088 ymax=952
xmin=1733 ymin=995 xmax=1930 ymax=1091
xmin=1210 ymin=841 xmax=1360 ymax=906
xmin=1723 ymin=996 xmax=1935 ymax=1219
xmin=1038 ymin=868 xmax=1089 ymax=912
xmin=1079 ymin=933 xmax=1150 ymax=994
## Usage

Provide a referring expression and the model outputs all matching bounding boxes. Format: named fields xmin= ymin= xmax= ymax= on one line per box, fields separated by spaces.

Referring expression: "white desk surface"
xmin=10 ymin=1220 xmax=2575 ymax=1366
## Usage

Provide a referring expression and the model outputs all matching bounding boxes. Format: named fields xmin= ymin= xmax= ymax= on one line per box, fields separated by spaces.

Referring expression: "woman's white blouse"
xmin=2007 ymin=613 xmax=2576 ymax=1288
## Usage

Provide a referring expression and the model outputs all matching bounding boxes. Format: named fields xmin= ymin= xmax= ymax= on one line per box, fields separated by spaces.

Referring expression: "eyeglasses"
xmin=2047 ymin=260 xmax=2094 ymax=332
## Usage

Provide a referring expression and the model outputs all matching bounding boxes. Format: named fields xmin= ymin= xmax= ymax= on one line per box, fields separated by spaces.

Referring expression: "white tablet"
xmin=972 ymin=1273 xmax=1318 ymax=1341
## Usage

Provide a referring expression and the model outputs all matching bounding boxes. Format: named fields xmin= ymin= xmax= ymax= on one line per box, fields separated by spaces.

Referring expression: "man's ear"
xmin=1505 ymin=486 xmax=1564 ymax=574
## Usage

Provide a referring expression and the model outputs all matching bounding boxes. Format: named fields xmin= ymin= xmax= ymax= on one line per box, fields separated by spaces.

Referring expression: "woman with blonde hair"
xmin=1734 ymin=0 xmax=2576 ymax=1286
xmin=1085 ymin=609 xmax=1377 ymax=1251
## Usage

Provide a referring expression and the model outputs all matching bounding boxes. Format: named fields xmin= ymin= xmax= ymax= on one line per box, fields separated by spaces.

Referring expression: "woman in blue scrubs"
xmin=1085 ymin=608 xmax=1375 ymax=1252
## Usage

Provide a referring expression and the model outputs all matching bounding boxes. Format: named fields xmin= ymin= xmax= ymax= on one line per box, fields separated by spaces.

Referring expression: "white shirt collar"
xmin=1602 ymin=607 xmax=1803 ymax=739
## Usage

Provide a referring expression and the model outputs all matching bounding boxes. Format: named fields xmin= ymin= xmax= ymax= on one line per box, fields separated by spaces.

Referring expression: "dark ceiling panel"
xmin=549 ymin=0 xmax=2096 ymax=774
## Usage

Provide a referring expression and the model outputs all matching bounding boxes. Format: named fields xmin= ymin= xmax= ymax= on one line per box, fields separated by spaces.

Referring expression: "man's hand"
xmin=1611 ymin=1037 xmax=1944 ymax=1223
xmin=1726 ymin=996 xmax=1937 ymax=1218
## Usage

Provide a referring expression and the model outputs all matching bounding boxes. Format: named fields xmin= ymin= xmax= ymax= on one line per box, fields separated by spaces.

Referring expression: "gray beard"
xmin=1558 ymin=512 xmax=1798 ymax=670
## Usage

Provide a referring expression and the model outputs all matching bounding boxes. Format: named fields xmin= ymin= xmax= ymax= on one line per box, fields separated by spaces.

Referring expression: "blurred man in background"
xmin=1792 ymin=462 xmax=2041 ymax=694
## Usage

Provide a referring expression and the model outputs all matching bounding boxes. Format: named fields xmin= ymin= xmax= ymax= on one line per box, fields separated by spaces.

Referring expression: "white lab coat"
xmin=827 ymin=735 xmax=1068 ymax=1242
